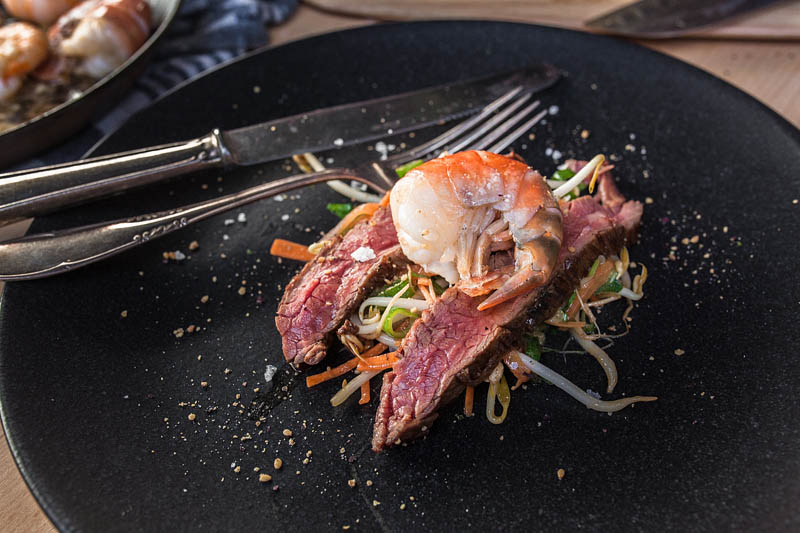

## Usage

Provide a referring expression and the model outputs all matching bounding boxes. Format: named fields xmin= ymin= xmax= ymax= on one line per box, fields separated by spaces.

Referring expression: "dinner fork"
xmin=0 ymin=89 xmax=550 ymax=281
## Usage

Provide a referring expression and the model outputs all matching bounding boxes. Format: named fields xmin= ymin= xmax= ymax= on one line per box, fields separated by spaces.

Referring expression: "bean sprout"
xmin=514 ymin=351 xmax=656 ymax=412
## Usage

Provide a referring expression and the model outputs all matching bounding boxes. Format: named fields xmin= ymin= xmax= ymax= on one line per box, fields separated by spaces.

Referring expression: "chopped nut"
xmin=400 ymin=503 xmax=406 ymax=510
xmin=348 ymin=479 xmax=356 ymax=488
xmin=201 ymin=381 xmax=208 ymax=388
xmin=557 ymin=468 xmax=565 ymax=480
xmin=234 ymin=466 xmax=241 ymax=473
xmin=259 ymin=473 xmax=272 ymax=483
xmin=366 ymin=480 xmax=373 ymax=487
xmin=372 ymin=500 xmax=380 ymax=507
xmin=200 ymin=295 xmax=209 ymax=304
xmin=237 ymin=286 xmax=247 ymax=296
xmin=580 ymin=129 xmax=590 ymax=139
xmin=273 ymin=458 xmax=283 ymax=470
xmin=188 ymin=241 xmax=199 ymax=251
xmin=674 ymin=348 xmax=685 ymax=356
xmin=188 ymin=413 xmax=196 ymax=421
xmin=282 ymin=429 xmax=293 ymax=437
xmin=120 ymin=310 xmax=128 ymax=318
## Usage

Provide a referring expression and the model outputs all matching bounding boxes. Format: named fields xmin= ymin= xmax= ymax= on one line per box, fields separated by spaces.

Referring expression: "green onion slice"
xmin=326 ymin=203 xmax=353 ymax=219
xmin=382 ymin=307 xmax=420 ymax=338
xmin=395 ymin=159 xmax=424 ymax=178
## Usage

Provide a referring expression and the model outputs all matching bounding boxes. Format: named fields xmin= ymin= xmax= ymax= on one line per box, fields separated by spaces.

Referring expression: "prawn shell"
xmin=1 ymin=0 xmax=81 ymax=26
xmin=48 ymin=0 xmax=152 ymax=79
xmin=0 ymin=21 xmax=48 ymax=79
xmin=390 ymin=150 xmax=563 ymax=308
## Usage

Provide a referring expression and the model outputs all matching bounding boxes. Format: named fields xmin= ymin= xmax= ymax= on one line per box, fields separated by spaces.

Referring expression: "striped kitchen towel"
xmin=17 ymin=0 xmax=298 ymax=170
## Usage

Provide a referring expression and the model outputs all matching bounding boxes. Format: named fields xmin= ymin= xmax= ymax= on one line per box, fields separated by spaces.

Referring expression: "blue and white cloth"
xmin=18 ymin=0 xmax=298 ymax=170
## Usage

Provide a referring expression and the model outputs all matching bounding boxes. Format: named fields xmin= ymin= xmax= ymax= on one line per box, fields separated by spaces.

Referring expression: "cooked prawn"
xmin=1 ymin=0 xmax=81 ymax=26
xmin=49 ymin=0 xmax=151 ymax=79
xmin=0 ymin=21 xmax=47 ymax=101
xmin=390 ymin=151 xmax=563 ymax=310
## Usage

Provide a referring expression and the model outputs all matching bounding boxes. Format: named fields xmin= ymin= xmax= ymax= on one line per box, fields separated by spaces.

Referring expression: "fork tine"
xmin=486 ymin=108 xmax=548 ymax=153
xmin=446 ymin=96 xmax=536 ymax=154
xmin=385 ymin=86 xmax=524 ymax=163
xmin=464 ymin=101 xmax=546 ymax=152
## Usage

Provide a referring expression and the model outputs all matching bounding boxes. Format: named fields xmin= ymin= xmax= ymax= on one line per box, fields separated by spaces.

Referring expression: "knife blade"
xmin=584 ymin=0 xmax=781 ymax=38
xmin=0 ymin=63 xmax=560 ymax=221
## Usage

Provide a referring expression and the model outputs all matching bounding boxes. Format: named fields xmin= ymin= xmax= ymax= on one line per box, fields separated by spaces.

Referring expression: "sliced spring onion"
xmin=326 ymin=203 xmax=353 ymax=219
xmin=514 ymin=351 xmax=656 ymax=412
xmin=588 ymin=257 xmax=602 ymax=278
xmin=331 ymin=370 xmax=380 ymax=406
xmin=523 ymin=334 xmax=542 ymax=361
xmin=597 ymin=273 xmax=623 ymax=294
xmin=571 ymin=329 xmax=618 ymax=394
xmin=553 ymin=154 xmax=604 ymax=199
xmin=431 ymin=276 xmax=448 ymax=295
xmin=395 ymin=159 xmax=424 ymax=178
xmin=551 ymin=168 xmax=576 ymax=181
xmin=358 ymin=297 xmax=429 ymax=318
xmin=377 ymin=279 xmax=415 ymax=299
xmin=382 ymin=307 xmax=420 ymax=338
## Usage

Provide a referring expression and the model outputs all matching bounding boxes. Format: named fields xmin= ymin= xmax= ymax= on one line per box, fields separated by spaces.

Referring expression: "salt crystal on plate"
xmin=351 ymin=246 xmax=376 ymax=262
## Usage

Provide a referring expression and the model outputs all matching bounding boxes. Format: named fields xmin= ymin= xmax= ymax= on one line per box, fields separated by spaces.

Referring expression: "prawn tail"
xmin=477 ymin=225 xmax=562 ymax=310
xmin=477 ymin=266 xmax=548 ymax=310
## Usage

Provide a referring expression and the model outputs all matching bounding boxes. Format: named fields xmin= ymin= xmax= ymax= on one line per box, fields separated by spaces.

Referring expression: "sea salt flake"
xmin=237 ymin=213 xmax=247 ymax=223
xmin=351 ymin=247 xmax=376 ymax=262
xmin=264 ymin=365 xmax=278 ymax=383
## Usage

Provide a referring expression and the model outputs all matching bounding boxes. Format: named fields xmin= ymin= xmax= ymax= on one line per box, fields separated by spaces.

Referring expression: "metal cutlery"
xmin=0 ymin=64 xmax=560 ymax=221
xmin=0 ymin=87 xmax=551 ymax=280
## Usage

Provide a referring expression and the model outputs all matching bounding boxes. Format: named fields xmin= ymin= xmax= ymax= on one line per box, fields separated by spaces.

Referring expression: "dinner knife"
xmin=585 ymin=0 xmax=781 ymax=38
xmin=0 ymin=63 xmax=560 ymax=222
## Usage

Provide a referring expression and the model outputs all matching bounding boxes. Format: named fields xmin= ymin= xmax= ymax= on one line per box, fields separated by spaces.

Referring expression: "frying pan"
xmin=0 ymin=0 xmax=182 ymax=167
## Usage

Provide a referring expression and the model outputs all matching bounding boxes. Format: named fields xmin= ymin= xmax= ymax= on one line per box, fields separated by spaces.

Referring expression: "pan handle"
xmin=0 ymin=129 xmax=231 ymax=221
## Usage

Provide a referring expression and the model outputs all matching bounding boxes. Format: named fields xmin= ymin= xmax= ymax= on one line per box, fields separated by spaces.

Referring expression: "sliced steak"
xmin=373 ymin=175 xmax=642 ymax=451
xmin=276 ymin=206 xmax=409 ymax=367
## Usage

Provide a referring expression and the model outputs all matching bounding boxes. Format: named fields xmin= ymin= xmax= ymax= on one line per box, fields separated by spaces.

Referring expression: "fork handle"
xmin=0 ymin=168 xmax=373 ymax=281
xmin=0 ymin=129 xmax=232 ymax=221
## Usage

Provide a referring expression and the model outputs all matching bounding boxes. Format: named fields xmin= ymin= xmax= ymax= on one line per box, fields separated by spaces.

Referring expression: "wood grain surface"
xmin=1 ymin=3 xmax=798 ymax=531
xmin=306 ymin=0 xmax=800 ymax=39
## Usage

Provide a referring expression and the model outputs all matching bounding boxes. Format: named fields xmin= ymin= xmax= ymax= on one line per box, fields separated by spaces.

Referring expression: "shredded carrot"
xmin=379 ymin=191 xmax=391 ymax=207
xmin=357 ymin=350 xmax=399 ymax=371
xmin=464 ymin=385 xmax=474 ymax=416
xmin=354 ymin=342 xmax=387 ymax=363
xmin=332 ymin=202 xmax=380 ymax=236
xmin=306 ymin=357 xmax=359 ymax=387
xmin=417 ymin=283 xmax=433 ymax=304
xmin=359 ymin=381 xmax=371 ymax=404
xmin=270 ymin=238 xmax=315 ymax=262
xmin=503 ymin=352 xmax=530 ymax=390
xmin=566 ymin=259 xmax=616 ymax=319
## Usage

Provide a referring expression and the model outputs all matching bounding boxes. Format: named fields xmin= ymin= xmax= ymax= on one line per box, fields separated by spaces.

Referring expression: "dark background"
xmin=1 ymin=21 xmax=799 ymax=532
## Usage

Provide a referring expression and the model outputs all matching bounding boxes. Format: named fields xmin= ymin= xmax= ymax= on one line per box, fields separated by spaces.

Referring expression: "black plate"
xmin=2 ymin=21 xmax=800 ymax=532
xmin=0 ymin=0 xmax=181 ymax=167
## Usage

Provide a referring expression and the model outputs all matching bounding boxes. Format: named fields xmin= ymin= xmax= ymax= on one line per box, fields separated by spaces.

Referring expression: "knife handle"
xmin=0 ymin=129 xmax=231 ymax=221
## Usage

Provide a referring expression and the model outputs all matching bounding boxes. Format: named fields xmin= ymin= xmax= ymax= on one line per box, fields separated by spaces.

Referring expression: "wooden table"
xmin=1 ymin=4 xmax=798 ymax=531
